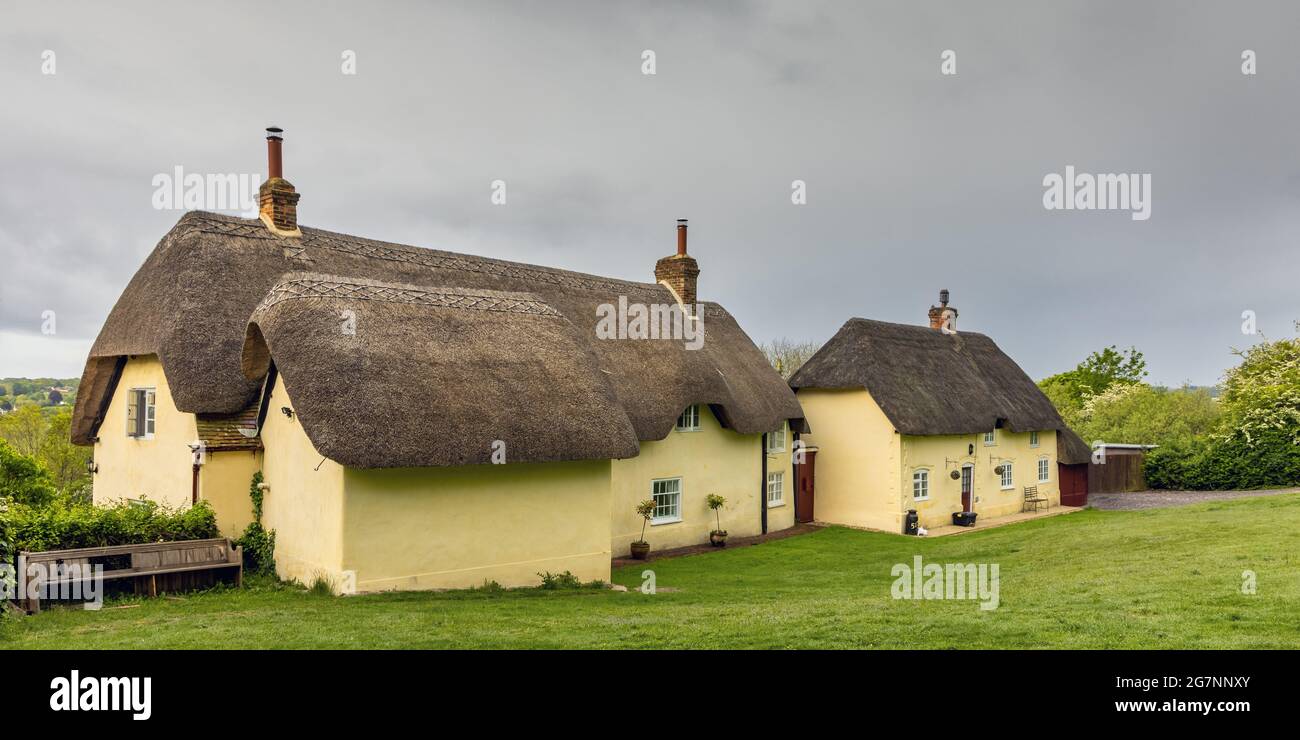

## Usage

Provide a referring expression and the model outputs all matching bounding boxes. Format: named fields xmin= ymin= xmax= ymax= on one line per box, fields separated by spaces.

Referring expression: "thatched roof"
xmin=73 ymin=212 xmax=803 ymax=467
xmin=195 ymin=400 xmax=262 ymax=453
xmin=789 ymin=318 xmax=1066 ymax=436
xmin=1057 ymin=426 xmax=1093 ymax=465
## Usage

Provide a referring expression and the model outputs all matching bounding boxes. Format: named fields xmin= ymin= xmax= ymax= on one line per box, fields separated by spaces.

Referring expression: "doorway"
xmin=960 ymin=464 xmax=973 ymax=512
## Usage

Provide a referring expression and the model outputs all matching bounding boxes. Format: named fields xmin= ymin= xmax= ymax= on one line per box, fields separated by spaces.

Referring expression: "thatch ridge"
xmin=789 ymin=318 xmax=1066 ymax=436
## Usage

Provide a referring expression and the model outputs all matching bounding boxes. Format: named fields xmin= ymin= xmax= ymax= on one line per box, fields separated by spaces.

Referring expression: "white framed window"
xmin=1000 ymin=462 xmax=1014 ymax=490
xmin=766 ymin=471 xmax=785 ymax=506
xmin=651 ymin=477 xmax=682 ymax=524
xmin=983 ymin=430 xmax=996 ymax=446
xmin=912 ymin=469 xmax=930 ymax=500
xmin=1030 ymin=431 xmax=1040 ymax=448
xmin=675 ymin=405 xmax=700 ymax=432
xmin=126 ymin=388 xmax=156 ymax=439
xmin=766 ymin=425 xmax=786 ymax=452
xmin=1038 ymin=456 xmax=1050 ymax=483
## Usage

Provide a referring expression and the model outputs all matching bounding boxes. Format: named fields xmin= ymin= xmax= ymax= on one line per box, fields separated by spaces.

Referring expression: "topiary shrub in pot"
xmin=631 ymin=499 xmax=655 ymax=559
xmin=706 ymin=493 xmax=727 ymax=547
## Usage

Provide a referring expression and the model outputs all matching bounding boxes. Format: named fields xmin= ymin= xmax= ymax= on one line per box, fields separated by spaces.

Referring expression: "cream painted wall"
xmin=901 ymin=429 xmax=1059 ymax=529
xmin=796 ymin=389 xmax=901 ymax=531
xmin=258 ymin=379 xmax=346 ymax=588
xmin=342 ymin=459 xmax=612 ymax=592
xmin=92 ymin=355 xmax=197 ymax=510
xmin=610 ymin=405 xmax=775 ymax=557
xmin=765 ymin=421 xmax=796 ymax=533
xmin=199 ymin=451 xmax=259 ymax=538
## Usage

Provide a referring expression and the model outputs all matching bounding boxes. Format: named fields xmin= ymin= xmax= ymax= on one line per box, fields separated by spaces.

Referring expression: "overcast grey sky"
xmin=2 ymin=0 xmax=1297 ymax=385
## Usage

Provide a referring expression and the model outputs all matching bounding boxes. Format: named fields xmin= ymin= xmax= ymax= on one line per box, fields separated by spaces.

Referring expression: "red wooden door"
xmin=796 ymin=450 xmax=816 ymax=523
xmin=960 ymin=465 xmax=973 ymax=511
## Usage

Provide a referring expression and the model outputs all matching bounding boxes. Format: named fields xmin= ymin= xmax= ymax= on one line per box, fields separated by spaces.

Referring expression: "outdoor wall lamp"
xmin=86 ymin=460 xmax=98 ymax=475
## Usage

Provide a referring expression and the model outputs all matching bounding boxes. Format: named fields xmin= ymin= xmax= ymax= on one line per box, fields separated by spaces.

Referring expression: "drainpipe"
xmin=760 ymin=433 xmax=769 ymax=534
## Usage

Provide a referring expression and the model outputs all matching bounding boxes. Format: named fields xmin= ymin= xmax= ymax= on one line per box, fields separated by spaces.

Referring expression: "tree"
xmin=0 ymin=404 xmax=48 ymax=458
xmin=48 ymin=389 xmax=63 ymax=405
xmin=40 ymin=407 xmax=91 ymax=494
xmin=1038 ymin=345 xmax=1148 ymax=423
xmin=0 ymin=438 xmax=57 ymax=506
xmin=1216 ymin=332 xmax=1300 ymax=447
xmin=0 ymin=400 xmax=11 ymax=412
xmin=759 ymin=338 xmax=822 ymax=379
xmin=1074 ymin=383 xmax=1221 ymax=447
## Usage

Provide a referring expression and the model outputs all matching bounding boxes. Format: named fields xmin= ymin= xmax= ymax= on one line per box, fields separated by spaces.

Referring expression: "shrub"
xmin=537 ymin=570 xmax=582 ymax=590
xmin=1145 ymin=429 xmax=1300 ymax=490
xmin=0 ymin=498 xmax=218 ymax=555
xmin=234 ymin=471 xmax=276 ymax=576
xmin=0 ymin=438 xmax=56 ymax=507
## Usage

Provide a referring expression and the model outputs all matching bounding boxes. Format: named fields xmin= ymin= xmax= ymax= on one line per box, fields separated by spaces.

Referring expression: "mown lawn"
xmin=3 ymin=494 xmax=1300 ymax=649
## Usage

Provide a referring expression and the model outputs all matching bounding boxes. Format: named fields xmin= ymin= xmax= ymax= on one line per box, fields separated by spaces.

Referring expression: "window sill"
xmin=674 ymin=428 xmax=701 ymax=433
xmin=651 ymin=517 xmax=682 ymax=526
xmin=1001 ymin=486 xmax=1014 ymax=491
xmin=768 ymin=501 xmax=785 ymax=508
xmin=912 ymin=497 xmax=929 ymax=503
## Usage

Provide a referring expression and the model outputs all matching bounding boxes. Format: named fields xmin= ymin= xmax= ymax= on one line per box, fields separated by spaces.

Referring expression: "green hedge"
xmin=1145 ymin=429 xmax=1300 ymax=490
xmin=0 ymin=499 xmax=219 ymax=559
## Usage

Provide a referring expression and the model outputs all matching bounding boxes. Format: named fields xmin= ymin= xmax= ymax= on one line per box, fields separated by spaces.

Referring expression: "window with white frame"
xmin=1030 ymin=431 xmax=1040 ymax=447
xmin=675 ymin=405 xmax=700 ymax=431
xmin=1038 ymin=456 xmax=1050 ymax=483
xmin=766 ymin=425 xmax=786 ymax=452
xmin=912 ymin=469 xmax=930 ymax=500
xmin=651 ymin=478 xmax=682 ymax=523
xmin=767 ymin=471 xmax=784 ymax=506
xmin=983 ymin=430 xmax=996 ymax=446
xmin=1000 ymin=462 xmax=1014 ymax=489
xmin=126 ymin=388 xmax=156 ymax=439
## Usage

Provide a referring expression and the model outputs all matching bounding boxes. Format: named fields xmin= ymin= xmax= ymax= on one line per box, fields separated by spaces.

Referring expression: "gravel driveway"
xmin=1088 ymin=488 xmax=1299 ymax=510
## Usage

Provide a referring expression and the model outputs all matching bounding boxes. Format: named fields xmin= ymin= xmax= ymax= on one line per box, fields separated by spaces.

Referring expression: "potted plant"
xmin=706 ymin=494 xmax=728 ymax=547
xmin=631 ymin=499 xmax=655 ymax=559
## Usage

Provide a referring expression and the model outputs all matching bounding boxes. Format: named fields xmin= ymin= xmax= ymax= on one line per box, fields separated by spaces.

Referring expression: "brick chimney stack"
xmin=655 ymin=219 xmax=701 ymax=307
xmin=258 ymin=127 xmax=301 ymax=237
xmin=928 ymin=288 xmax=957 ymax=331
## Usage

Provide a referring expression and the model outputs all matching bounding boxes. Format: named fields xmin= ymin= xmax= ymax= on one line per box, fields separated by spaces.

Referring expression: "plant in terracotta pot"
xmin=631 ymin=499 xmax=655 ymax=559
xmin=706 ymin=494 xmax=728 ymax=547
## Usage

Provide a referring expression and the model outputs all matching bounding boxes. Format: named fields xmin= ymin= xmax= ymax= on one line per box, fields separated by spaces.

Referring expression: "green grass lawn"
xmin=4 ymin=494 xmax=1300 ymax=649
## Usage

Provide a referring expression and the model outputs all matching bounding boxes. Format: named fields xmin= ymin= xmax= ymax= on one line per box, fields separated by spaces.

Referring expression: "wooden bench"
xmin=1022 ymin=485 xmax=1049 ymax=513
xmin=17 ymin=538 xmax=242 ymax=614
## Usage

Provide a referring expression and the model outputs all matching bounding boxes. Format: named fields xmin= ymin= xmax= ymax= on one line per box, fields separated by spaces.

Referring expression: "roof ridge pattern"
xmin=255 ymin=276 xmax=563 ymax=317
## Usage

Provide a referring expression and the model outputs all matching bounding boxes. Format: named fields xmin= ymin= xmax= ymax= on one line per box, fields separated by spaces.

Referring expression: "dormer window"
xmin=675 ymin=405 xmax=700 ymax=432
xmin=126 ymin=388 xmax=156 ymax=439
xmin=1030 ymin=431 xmax=1040 ymax=447
xmin=983 ymin=430 xmax=996 ymax=446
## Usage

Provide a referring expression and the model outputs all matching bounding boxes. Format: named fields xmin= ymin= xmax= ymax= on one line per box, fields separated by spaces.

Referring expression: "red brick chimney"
xmin=655 ymin=219 xmax=700 ymax=307
xmin=928 ymin=289 xmax=957 ymax=331
xmin=258 ymin=127 xmax=301 ymax=237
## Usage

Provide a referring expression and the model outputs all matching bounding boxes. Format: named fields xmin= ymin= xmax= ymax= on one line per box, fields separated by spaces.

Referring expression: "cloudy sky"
xmin=2 ymin=0 xmax=1297 ymax=385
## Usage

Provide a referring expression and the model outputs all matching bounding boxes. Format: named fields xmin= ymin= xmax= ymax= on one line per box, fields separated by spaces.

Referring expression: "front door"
xmin=960 ymin=464 xmax=973 ymax=512
xmin=796 ymin=450 xmax=816 ymax=523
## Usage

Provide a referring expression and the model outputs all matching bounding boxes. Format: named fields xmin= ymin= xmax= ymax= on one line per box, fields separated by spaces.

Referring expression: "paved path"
xmin=1088 ymin=488 xmax=1299 ymax=510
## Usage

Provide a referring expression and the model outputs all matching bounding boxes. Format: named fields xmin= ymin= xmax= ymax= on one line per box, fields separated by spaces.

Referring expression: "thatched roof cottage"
xmin=789 ymin=292 xmax=1075 ymax=531
xmin=75 ymin=130 xmax=804 ymax=591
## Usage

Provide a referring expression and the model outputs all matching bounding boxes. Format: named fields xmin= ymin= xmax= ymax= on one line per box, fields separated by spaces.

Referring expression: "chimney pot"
xmin=676 ymin=219 xmax=688 ymax=256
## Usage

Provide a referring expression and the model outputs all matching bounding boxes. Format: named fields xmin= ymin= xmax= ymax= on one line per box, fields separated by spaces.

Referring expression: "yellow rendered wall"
xmin=900 ymin=429 xmax=1059 ymax=529
xmin=258 ymin=379 xmax=346 ymax=588
xmin=199 ymin=451 xmax=259 ymax=538
xmin=765 ymin=421 xmax=796 ymax=533
xmin=92 ymin=355 xmax=197 ymax=510
xmin=610 ymin=405 xmax=772 ymax=557
xmin=341 ymin=460 xmax=612 ymax=592
xmin=795 ymin=388 xmax=901 ymax=531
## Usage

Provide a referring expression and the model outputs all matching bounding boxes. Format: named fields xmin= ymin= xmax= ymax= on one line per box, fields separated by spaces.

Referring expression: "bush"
xmin=0 ymin=498 xmax=218 ymax=555
xmin=1145 ymin=429 xmax=1300 ymax=490
xmin=537 ymin=570 xmax=582 ymax=590
xmin=0 ymin=438 xmax=57 ymax=507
